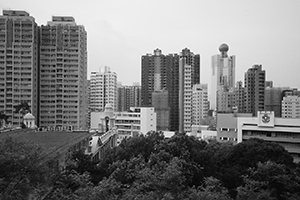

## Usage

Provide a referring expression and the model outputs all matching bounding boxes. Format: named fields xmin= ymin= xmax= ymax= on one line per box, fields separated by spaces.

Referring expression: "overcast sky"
xmin=1 ymin=0 xmax=300 ymax=88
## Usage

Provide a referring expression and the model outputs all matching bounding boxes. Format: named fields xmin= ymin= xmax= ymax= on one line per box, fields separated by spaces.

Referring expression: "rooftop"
xmin=0 ymin=129 xmax=92 ymax=158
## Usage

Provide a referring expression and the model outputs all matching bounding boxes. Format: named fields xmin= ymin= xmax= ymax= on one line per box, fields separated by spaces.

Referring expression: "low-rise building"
xmin=90 ymin=106 xmax=156 ymax=142
xmin=237 ymin=111 xmax=300 ymax=163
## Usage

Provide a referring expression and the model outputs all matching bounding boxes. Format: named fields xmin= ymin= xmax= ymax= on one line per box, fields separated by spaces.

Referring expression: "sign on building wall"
xmin=257 ymin=111 xmax=275 ymax=128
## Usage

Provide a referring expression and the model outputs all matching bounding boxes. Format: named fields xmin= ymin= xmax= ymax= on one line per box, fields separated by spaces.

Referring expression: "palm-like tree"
xmin=14 ymin=101 xmax=31 ymax=115
xmin=0 ymin=112 xmax=9 ymax=128
xmin=14 ymin=101 xmax=31 ymax=127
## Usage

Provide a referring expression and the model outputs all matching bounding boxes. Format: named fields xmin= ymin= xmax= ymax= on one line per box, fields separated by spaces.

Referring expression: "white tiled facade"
xmin=0 ymin=10 xmax=39 ymax=127
xmin=90 ymin=66 xmax=117 ymax=112
xmin=39 ymin=16 xmax=88 ymax=130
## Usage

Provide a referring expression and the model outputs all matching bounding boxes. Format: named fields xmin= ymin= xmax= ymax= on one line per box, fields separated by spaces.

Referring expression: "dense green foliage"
xmin=1 ymin=132 xmax=300 ymax=199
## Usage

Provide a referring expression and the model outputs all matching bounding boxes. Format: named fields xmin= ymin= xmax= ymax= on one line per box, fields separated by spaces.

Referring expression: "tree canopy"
xmin=1 ymin=131 xmax=300 ymax=200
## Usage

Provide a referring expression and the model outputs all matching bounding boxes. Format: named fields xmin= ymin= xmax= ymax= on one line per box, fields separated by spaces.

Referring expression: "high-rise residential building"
xmin=141 ymin=49 xmax=165 ymax=107
xmin=39 ymin=16 xmax=88 ymax=130
xmin=192 ymin=84 xmax=209 ymax=126
xmin=0 ymin=10 xmax=39 ymax=127
xmin=179 ymin=48 xmax=200 ymax=133
xmin=244 ymin=65 xmax=266 ymax=116
xmin=142 ymin=49 xmax=176 ymax=131
xmin=90 ymin=66 xmax=117 ymax=112
xmin=165 ymin=53 xmax=180 ymax=131
xmin=117 ymin=83 xmax=141 ymax=112
xmin=265 ymin=86 xmax=283 ymax=117
xmin=210 ymin=43 xmax=235 ymax=110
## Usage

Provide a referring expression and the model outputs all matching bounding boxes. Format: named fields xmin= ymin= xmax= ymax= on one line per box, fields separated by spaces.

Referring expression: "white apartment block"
xmin=192 ymin=84 xmax=208 ymax=125
xmin=282 ymin=96 xmax=300 ymax=118
xmin=39 ymin=16 xmax=88 ymax=130
xmin=179 ymin=62 xmax=192 ymax=133
xmin=0 ymin=10 xmax=39 ymax=127
xmin=90 ymin=66 xmax=117 ymax=112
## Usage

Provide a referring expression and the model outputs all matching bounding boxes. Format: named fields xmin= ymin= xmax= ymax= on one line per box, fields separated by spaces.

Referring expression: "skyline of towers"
xmin=39 ymin=16 xmax=88 ymax=130
xmin=0 ymin=10 xmax=39 ymax=127
xmin=210 ymin=43 xmax=235 ymax=110
xmin=0 ymin=9 xmax=298 ymax=132
xmin=141 ymin=48 xmax=200 ymax=132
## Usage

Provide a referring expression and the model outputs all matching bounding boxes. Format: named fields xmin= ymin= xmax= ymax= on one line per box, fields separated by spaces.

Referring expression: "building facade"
xmin=244 ymin=64 xmax=265 ymax=116
xmin=39 ymin=16 xmax=88 ymax=130
xmin=217 ymin=112 xmax=252 ymax=143
xmin=117 ymin=83 xmax=141 ymax=112
xmin=152 ymin=90 xmax=170 ymax=131
xmin=90 ymin=66 xmax=117 ymax=112
xmin=0 ymin=10 xmax=39 ymax=127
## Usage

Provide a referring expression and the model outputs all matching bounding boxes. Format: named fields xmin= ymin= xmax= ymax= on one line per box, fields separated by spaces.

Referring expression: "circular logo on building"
xmin=262 ymin=114 xmax=270 ymax=123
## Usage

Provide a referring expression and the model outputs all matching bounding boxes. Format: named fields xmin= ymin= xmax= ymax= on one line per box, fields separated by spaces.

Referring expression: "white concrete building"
xmin=192 ymin=84 xmax=209 ymax=126
xmin=90 ymin=66 xmax=117 ymax=112
xmin=237 ymin=111 xmax=300 ymax=163
xmin=282 ymin=96 xmax=300 ymax=118
xmin=90 ymin=107 xmax=156 ymax=142
xmin=115 ymin=107 xmax=156 ymax=141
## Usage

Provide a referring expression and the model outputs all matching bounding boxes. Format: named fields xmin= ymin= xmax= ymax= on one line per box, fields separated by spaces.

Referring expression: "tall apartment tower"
xmin=210 ymin=44 xmax=235 ymax=110
xmin=192 ymin=84 xmax=209 ymax=125
xmin=0 ymin=10 xmax=39 ymax=127
xmin=244 ymin=65 xmax=266 ymax=116
xmin=179 ymin=48 xmax=200 ymax=133
xmin=90 ymin=66 xmax=117 ymax=112
xmin=117 ymin=83 xmax=141 ymax=112
xmin=39 ymin=16 xmax=88 ymax=130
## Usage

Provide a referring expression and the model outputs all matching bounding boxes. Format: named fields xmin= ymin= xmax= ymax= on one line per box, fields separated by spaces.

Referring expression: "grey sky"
xmin=1 ymin=0 xmax=300 ymax=88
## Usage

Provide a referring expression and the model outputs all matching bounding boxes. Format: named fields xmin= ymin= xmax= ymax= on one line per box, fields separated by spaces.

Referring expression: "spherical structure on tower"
xmin=219 ymin=43 xmax=229 ymax=52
